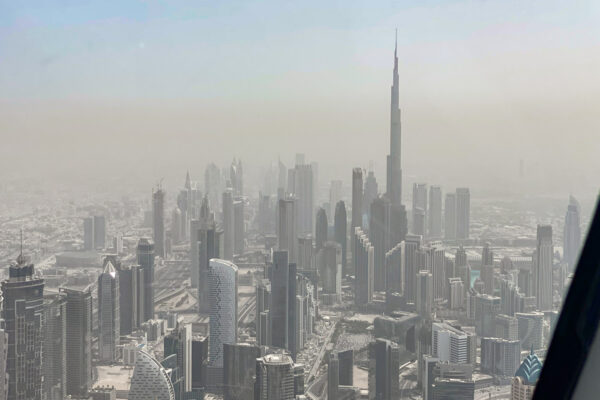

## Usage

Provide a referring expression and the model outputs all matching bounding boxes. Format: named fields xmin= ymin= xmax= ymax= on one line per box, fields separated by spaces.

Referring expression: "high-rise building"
xmin=455 ymin=188 xmax=470 ymax=240
xmin=223 ymin=343 xmax=260 ymax=400
xmin=403 ymin=234 xmax=421 ymax=304
xmin=416 ymin=270 xmax=433 ymax=318
xmin=255 ymin=354 xmax=295 ymax=400
xmin=192 ymin=336 xmax=208 ymax=390
xmin=481 ymin=264 xmax=495 ymax=296
xmin=515 ymin=312 xmax=544 ymax=350
xmin=129 ymin=350 xmax=176 ymax=400
xmin=205 ymin=162 xmax=222 ymax=212
xmin=510 ymin=350 xmax=542 ymax=400
xmin=534 ymin=224 xmax=553 ymax=311
xmin=385 ymin=242 xmax=403 ymax=295
xmin=137 ymin=238 xmax=155 ymax=322
xmin=0 ymin=322 xmax=7 ymax=400
xmin=386 ymin=33 xmax=403 ymax=210
xmin=277 ymin=198 xmax=298 ymax=263
xmin=117 ymin=263 xmax=143 ymax=335
xmin=233 ymin=198 xmax=245 ymax=255
xmin=98 ymin=260 xmax=120 ymax=362
xmin=432 ymin=322 xmax=470 ymax=364
xmin=230 ymin=158 xmax=243 ymax=197
xmin=351 ymin=168 xmax=364 ymax=233
xmin=207 ymin=259 xmax=238 ymax=385
xmin=334 ymin=201 xmax=348 ymax=275
xmin=370 ymin=196 xmax=392 ymax=291
xmin=328 ymin=353 xmax=340 ymax=400
xmin=368 ymin=338 xmax=400 ymax=400
xmin=63 ymin=288 xmax=92 ymax=397
xmin=43 ymin=293 xmax=67 ymax=400
xmin=94 ymin=215 xmax=106 ymax=250
xmin=354 ymin=228 xmax=374 ymax=306
xmin=164 ymin=323 xmax=192 ymax=397
xmin=317 ymin=242 xmax=342 ymax=299
xmin=495 ymin=314 xmax=519 ymax=340
xmin=270 ymin=251 xmax=290 ymax=350
xmin=338 ymin=349 xmax=354 ymax=386
xmin=428 ymin=186 xmax=442 ymax=238
xmin=472 ymin=294 xmax=501 ymax=337
xmin=425 ymin=243 xmax=446 ymax=301
xmin=222 ymin=189 xmax=235 ymax=260
xmin=196 ymin=215 xmax=223 ymax=313
xmin=83 ymin=216 xmax=94 ymax=250
xmin=449 ymin=278 xmax=464 ymax=310
xmin=480 ymin=338 xmax=520 ymax=377
xmin=315 ymin=207 xmax=328 ymax=252
xmin=288 ymin=262 xmax=298 ymax=360
xmin=256 ymin=279 xmax=271 ymax=346
xmin=444 ymin=193 xmax=457 ymax=240
xmin=364 ymin=169 xmax=379 ymax=218
xmin=153 ymin=186 xmax=166 ymax=258
xmin=2 ymin=254 xmax=44 ymax=400
xmin=564 ymin=196 xmax=581 ymax=271
xmin=290 ymin=164 xmax=314 ymax=235
xmin=412 ymin=183 xmax=428 ymax=234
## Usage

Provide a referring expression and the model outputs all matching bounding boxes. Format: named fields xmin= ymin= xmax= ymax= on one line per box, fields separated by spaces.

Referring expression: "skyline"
xmin=1 ymin=1 xmax=599 ymax=197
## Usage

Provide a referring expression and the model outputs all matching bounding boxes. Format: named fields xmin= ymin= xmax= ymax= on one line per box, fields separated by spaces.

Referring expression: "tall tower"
xmin=208 ymin=259 xmax=238 ymax=385
xmin=63 ymin=288 xmax=93 ymax=397
xmin=2 ymin=253 xmax=44 ymax=400
xmin=136 ymin=238 xmax=155 ymax=322
xmin=277 ymin=198 xmax=298 ymax=264
xmin=387 ymin=30 xmax=402 ymax=208
xmin=564 ymin=195 xmax=581 ymax=271
xmin=98 ymin=260 xmax=120 ymax=362
xmin=153 ymin=185 xmax=166 ymax=258
xmin=535 ymin=225 xmax=553 ymax=311
xmin=334 ymin=201 xmax=348 ymax=274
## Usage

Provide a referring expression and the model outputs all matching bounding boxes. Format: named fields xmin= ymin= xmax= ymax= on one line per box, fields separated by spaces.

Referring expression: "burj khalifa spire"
xmin=386 ymin=30 xmax=407 ymax=247
xmin=387 ymin=29 xmax=402 ymax=207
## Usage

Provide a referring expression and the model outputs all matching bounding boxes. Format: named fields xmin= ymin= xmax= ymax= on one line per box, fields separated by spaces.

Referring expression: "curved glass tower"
xmin=129 ymin=350 xmax=175 ymax=400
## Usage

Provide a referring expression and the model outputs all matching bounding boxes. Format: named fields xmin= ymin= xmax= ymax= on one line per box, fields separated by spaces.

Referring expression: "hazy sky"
xmin=1 ymin=0 xmax=599 ymax=198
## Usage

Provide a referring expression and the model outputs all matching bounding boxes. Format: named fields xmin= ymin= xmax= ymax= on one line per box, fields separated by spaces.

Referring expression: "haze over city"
xmin=0 ymin=1 xmax=599 ymax=400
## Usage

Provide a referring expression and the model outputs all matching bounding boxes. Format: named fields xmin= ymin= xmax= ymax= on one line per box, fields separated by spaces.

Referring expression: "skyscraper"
xmin=315 ymin=207 xmax=328 ymax=252
xmin=334 ymin=200 xmax=348 ymax=274
xmin=455 ymin=188 xmax=470 ymax=240
xmin=98 ymin=260 xmax=120 ymax=362
xmin=444 ymin=193 xmax=457 ymax=240
xmin=297 ymin=164 xmax=315 ymax=235
xmin=153 ymin=186 xmax=166 ymax=258
xmin=428 ymin=186 xmax=442 ymax=238
xmin=117 ymin=263 xmax=143 ymax=335
xmin=368 ymin=338 xmax=400 ymax=400
xmin=338 ymin=349 xmax=354 ymax=386
xmin=270 ymin=250 xmax=290 ymax=351
xmin=328 ymin=353 xmax=340 ymax=400
xmin=205 ymin=162 xmax=222 ymax=212
xmin=317 ymin=242 xmax=342 ymax=299
xmin=354 ymin=227 xmax=374 ymax=306
xmin=403 ymin=234 xmax=422 ymax=304
xmin=363 ymin=169 xmax=378 ymax=218
xmin=534 ymin=225 xmax=553 ymax=311
xmin=63 ymin=288 xmax=92 ymax=397
xmin=129 ymin=350 xmax=176 ymax=400
xmin=425 ymin=242 xmax=446 ymax=301
xmin=351 ymin=168 xmax=364 ymax=233
xmin=386 ymin=32 xmax=403 ymax=211
xmin=0 ymin=322 xmax=7 ymax=400
xmin=222 ymin=189 xmax=234 ymax=261
xmin=412 ymin=183 xmax=428 ymax=235
xmin=370 ymin=196 xmax=392 ymax=291
xmin=43 ymin=293 xmax=67 ymax=400
xmin=164 ymin=323 xmax=192 ymax=397
xmin=564 ymin=196 xmax=581 ymax=271
xmin=94 ymin=215 xmax=106 ymax=250
xmin=83 ymin=216 xmax=94 ymax=250
xmin=255 ymin=354 xmax=296 ymax=400
xmin=432 ymin=322 xmax=470 ymax=364
xmin=230 ymin=158 xmax=243 ymax=197
xmin=223 ymin=343 xmax=260 ymax=400
xmin=233 ymin=198 xmax=245 ymax=255
xmin=137 ymin=238 xmax=155 ymax=322
xmin=2 ymin=254 xmax=44 ymax=400
xmin=208 ymin=259 xmax=238 ymax=384
xmin=277 ymin=198 xmax=298 ymax=263
xmin=416 ymin=270 xmax=433 ymax=318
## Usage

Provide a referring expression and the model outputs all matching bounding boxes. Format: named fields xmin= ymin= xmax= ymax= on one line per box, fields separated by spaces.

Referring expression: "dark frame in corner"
xmin=533 ymin=197 xmax=600 ymax=399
